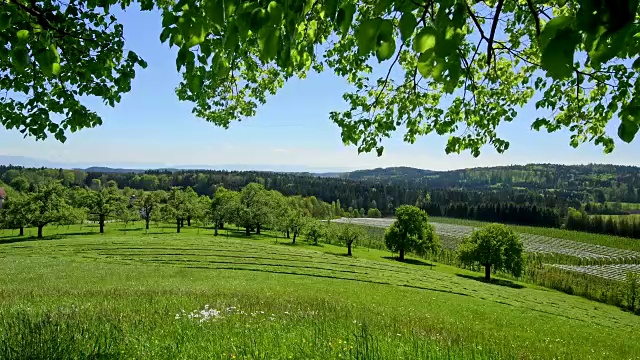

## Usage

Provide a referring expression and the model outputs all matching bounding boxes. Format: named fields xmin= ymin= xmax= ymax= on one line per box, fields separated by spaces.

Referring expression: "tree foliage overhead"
xmin=3 ymin=0 xmax=640 ymax=155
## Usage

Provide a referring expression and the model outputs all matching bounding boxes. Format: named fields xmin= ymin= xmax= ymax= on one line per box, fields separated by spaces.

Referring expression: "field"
xmin=1 ymin=223 xmax=640 ymax=359
xmin=333 ymin=218 xmax=640 ymax=263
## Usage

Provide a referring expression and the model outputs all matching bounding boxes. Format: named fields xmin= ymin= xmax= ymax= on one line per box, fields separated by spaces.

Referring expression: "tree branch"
xmin=371 ymin=42 xmax=405 ymax=108
xmin=525 ymin=0 xmax=541 ymax=37
xmin=487 ymin=0 xmax=504 ymax=68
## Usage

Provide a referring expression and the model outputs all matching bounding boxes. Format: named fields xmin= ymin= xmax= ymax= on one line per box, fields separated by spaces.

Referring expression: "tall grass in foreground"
xmin=0 ymin=298 xmax=508 ymax=360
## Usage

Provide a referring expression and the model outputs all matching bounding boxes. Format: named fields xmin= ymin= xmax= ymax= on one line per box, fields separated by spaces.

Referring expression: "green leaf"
xmin=373 ymin=0 xmax=393 ymax=15
xmin=413 ymin=27 xmax=437 ymax=53
xmin=258 ymin=28 xmax=280 ymax=61
xmin=338 ymin=4 xmax=356 ymax=34
xmin=376 ymin=36 xmax=396 ymax=62
xmin=416 ymin=52 xmax=434 ymax=78
xmin=539 ymin=17 xmax=579 ymax=80
xmin=0 ymin=11 xmax=11 ymax=30
xmin=633 ymin=57 xmax=640 ymax=70
xmin=324 ymin=0 xmax=339 ymax=21
xmin=188 ymin=73 xmax=203 ymax=93
xmin=267 ymin=1 xmax=283 ymax=24
xmin=250 ymin=8 xmax=268 ymax=30
xmin=11 ymin=47 xmax=29 ymax=69
xmin=51 ymin=63 xmax=61 ymax=76
xmin=16 ymin=29 xmax=29 ymax=41
xmin=161 ymin=13 xmax=176 ymax=28
xmin=618 ymin=119 xmax=639 ymax=143
xmin=355 ymin=18 xmax=380 ymax=55
xmin=399 ymin=12 xmax=416 ymax=42
xmin=159 ymin=27 xmax=172 ymax=43
xmin=206 ymin=0 xmax=225 ymax=27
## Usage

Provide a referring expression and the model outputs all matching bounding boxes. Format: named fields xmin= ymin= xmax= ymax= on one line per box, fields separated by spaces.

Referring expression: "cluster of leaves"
xmin=0 ymin=0 xmax=148 ymax=141
xmin=168 ymin=0 xmax=640 ymax=156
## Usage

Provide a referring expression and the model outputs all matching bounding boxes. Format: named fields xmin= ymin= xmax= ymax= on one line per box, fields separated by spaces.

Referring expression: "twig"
xmin=487 ymin=0 xmax=504 ymax=68
xmin=525 ymin=0 xmax=541 ymax=37
xmin=371 ymin=42 xmax=405 ymax=108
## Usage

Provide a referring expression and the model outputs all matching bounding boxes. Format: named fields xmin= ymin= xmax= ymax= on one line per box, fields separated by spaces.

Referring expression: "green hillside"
xmin=1 ymin=224 xmax=639 ymax=359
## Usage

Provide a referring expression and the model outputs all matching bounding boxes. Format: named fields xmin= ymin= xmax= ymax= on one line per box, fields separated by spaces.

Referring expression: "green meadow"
xmin=1 ymin=223 xmax=640 ymax=359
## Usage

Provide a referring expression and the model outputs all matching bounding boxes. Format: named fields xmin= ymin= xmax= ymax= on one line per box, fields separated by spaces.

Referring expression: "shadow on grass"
xmin=456 ymin=274 xmax=525 ymax=289
xmin=0 ymin=231 xmax=99 ymax=244
xmin=116 ymin=228 xmax=146 ymax=232
xmin=382 ymin=256 xmax=436 ymax=268
xmin=326 ymin=251 xmax=352 ymax=257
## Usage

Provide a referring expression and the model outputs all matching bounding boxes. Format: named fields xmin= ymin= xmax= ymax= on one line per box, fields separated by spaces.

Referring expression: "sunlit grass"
xmin=1 ymin=223 xmax=640 ymax=359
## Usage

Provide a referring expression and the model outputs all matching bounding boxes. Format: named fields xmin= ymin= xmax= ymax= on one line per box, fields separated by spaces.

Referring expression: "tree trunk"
xmin=484 ymin=265 xmax=491 ymax=282
xmin=19 ymin=226 xmax=24 ymax=236
xmin=180 ymin=219 xmax=184 ymax=227
xmin=256 ymin=223 xmax=261 ymax=235
xmin=245 ymin=227 xmax=251 ymax=236
xmin=187 ymin=217 xmax=191 ymax=226
xmin=219 ymin=222 xmax=225 ymax=229
xmin=176 ymin=219 xmax=181 ymax=233
xmin=286 ymin=229 xmax=290 ymax=238
xmin=214 ymin=223 xmax=219 ymax=236
xmin=399 ymin=248 xmax=405 ymax=261
xmin=347 ymin=241 xmax=353 ymax=256
xmin=145 ymin=218 xmax=150 ymax=230
xmin=292 ymin=231 xmax=297 ymax=244
xmin=37 ymin=225 xmax=43 ymax=239
xmin=99 ymin=215 xmax=105 ymax=233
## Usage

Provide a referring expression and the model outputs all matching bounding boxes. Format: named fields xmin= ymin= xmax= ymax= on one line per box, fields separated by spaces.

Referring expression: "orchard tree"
xmin=238 ymin=183 xmax=273 ymax=236
xmin=167 ymin=187 xmax=188 ymax=233
xmin=336 ymin=223 xmax=365 ymax=256
xmin=0 ymin=192 xmax=32 ymax=236
xmin=136 ymin=191 xmax=164 ymax=230
xmin=385 ymin=205 xmax=439 ymax=261
xmin=81 ymin=186 xmax=124 ymax=233
xmin=210 ymin=186 xmax=239 ymax=236
xmin=304 ymin=220 xmax=327 ymax=245
xmin=4 ymin=0 xmax=640 ymax=157
xmin=28 ymin=182 xmax=73 ymax=238
xmin=457 ymin=223 xmax=525 ymax=282
xmin=281 ymin=196 xmax=309 ymax=244
xmin=183 ymin=186 xmax=200 ymax=226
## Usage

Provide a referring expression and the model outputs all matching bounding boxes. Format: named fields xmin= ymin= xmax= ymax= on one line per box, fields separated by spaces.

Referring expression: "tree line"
xmin=419 ymin=201 xmax=561 ymax=228
xmin=0 ymin=179 xmax=386 ymax=239
xmin=565 ymin=208 xmax=640 ymax=239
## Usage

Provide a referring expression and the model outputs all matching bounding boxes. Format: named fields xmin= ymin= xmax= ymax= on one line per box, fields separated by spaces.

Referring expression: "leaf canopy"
xmin=3 ymin=0 xmax=640 ymax=156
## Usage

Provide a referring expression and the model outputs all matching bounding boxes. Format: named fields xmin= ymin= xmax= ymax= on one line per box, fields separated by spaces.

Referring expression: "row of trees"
xmin=0 ymin=180 xmax=346 ymax=239
xmin=420 ymin=202 xmax=561 ymax=228
xmin=566 ymin=208 xmax=640 ymax=239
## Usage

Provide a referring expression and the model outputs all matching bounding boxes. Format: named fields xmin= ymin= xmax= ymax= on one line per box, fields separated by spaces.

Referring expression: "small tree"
xmin=167 ymin=187 xmax=188 ymax=233
xmin=81 ymin=186 xmax=124 ymax=233
xmin=304 ymin=221 xmax=326 ymax=245
xmin=0 ymin=192 xmax=32 ymax=236
xmin=367 ymin=208 xmax=382 ymax=218
xmin=28 ymin=182 xmax=73 ymax=238
xmin=210 ymin=187 xmax=239 ymax=236
xmin=136 ymin=191 xmax=164 ymax=230
xmin=384 ymin=205 xmax=439 ymax=261
xmin=457 ymin=224 xmax=524 ymax=282
xmin=337 ymin=224 xmax=365 ymax=256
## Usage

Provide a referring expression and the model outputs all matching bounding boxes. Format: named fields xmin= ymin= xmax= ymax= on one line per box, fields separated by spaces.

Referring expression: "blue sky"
xmin=1 ymin=7 xmax=639 ymax=171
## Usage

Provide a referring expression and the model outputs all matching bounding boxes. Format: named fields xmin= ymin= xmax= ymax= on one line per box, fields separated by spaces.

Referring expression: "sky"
xmin=1 ymin=8 xmax=639 ymax=172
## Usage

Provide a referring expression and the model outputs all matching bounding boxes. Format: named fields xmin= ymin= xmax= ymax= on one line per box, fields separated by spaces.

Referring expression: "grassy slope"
xmin=431 ymin=216 xmax=640 ymax=252
xmin=1 ymin=223 xmax=640 ymax=359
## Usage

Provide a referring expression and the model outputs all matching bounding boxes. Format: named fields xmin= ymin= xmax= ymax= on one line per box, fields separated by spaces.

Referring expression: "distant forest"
xmin=2 ymin=163 xmax=640 ymax=237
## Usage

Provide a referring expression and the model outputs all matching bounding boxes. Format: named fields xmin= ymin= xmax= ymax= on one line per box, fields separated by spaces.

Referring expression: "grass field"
xmin=1 ymin=223 xmax=640 ymax=359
